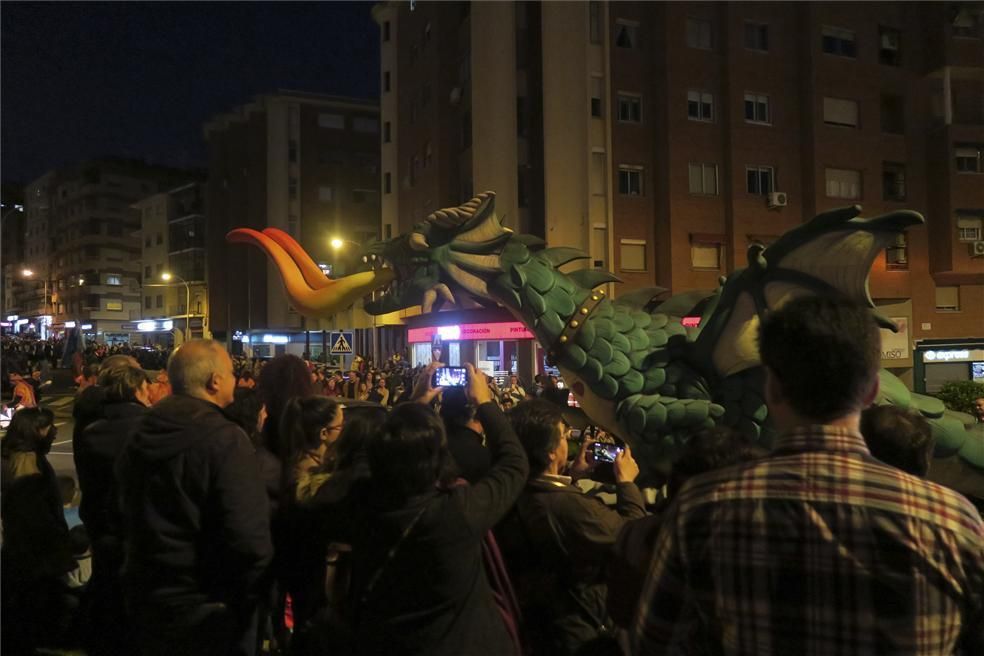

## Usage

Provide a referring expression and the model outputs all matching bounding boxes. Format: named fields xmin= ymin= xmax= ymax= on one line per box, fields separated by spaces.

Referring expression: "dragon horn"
xmin=227 ymin=228 xmax=395 ymax=318
xmin=262 ymin=228 xmax=332 ymax=290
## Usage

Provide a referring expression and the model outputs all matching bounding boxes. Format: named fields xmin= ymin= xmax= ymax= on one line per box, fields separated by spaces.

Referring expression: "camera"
xmin=432 ymin=366 xmax=467 ymax=388
xmin=591 ymin=442 xmax=623 ymax=464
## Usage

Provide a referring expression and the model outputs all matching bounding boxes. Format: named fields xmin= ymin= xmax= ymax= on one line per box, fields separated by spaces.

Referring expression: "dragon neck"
xmin=487 ymin=249 xmax=591 ymax=350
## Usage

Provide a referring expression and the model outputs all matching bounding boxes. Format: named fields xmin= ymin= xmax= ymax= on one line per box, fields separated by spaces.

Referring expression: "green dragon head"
xmin=363 ymin=192 xmax=517 ymax=315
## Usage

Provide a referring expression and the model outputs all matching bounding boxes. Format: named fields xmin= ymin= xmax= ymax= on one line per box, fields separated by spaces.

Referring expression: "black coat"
xmin=115 ymin=394 xmax=273 ymax=614
xmin=445 ymin=423 xmax=491 ymax=484
xmin=348 ymin=402 xmax=529 ymax=656
xmin=77 ymin=401 xmax=146 ymax=559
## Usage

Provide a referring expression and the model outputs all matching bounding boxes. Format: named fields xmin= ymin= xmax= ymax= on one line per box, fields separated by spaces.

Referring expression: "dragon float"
xmin=229 ymin=193 xmax=983 ymax=494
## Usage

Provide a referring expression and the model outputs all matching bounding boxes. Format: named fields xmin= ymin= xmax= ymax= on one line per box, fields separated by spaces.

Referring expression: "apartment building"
xmin=132 ymin=182 xmax=208 ymax=344
xmin=204 ymin=90 xmax=380 ymax=358
xmin=375 ymin=0 xmax=983 ymax=389
xmin=16 ymin=159 xmax=193 ymax=343
xmin=1 ymin=185 xmax=26 ymax=325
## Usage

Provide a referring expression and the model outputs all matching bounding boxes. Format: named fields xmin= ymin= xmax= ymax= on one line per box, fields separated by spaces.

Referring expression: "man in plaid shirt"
xmin=632 ymin=297 xmax=984 ymax=655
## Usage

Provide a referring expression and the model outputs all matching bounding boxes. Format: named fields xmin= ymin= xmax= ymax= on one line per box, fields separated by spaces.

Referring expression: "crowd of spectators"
xmin=2 ymin=297 xmax=983 ymax=656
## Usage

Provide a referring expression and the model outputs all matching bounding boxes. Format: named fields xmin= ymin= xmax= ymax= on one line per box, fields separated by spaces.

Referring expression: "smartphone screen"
xmin=432 ymin=366 xmax=468 ymax=388
xmin=591 ymin=442 xmax=623 ymax=463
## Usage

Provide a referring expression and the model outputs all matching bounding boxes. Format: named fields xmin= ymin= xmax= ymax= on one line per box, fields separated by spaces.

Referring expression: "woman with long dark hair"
xmin=1 ymin=407 xmax=77 ymax=652
xmin=275 ymin=396 xmax=343 ymax=646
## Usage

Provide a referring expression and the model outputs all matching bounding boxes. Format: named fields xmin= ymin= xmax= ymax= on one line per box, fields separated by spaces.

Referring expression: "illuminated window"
xmin=825 ymin=168 xmax=861 ymax=199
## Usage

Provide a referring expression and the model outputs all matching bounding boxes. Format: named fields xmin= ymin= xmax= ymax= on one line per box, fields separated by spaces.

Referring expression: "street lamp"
xmin=21 ymin=268 xmax=49 ymax=323
xmin=161 ymin=272 xmax=191 ymax=341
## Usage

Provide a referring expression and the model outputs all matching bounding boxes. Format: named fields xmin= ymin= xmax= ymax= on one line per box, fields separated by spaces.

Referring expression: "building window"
xmin=144 ymin=265 xmax=151 ymax=278
xmin=885 ymin=233 xmax=908 ymax=270
xmin=145 ymin=296 xmax=151 ymax=309
xmin=744 ymin=21 xmax=768 ymax=51
xmin=424 ymin=142 xmax=433 ymax=168
xmin=691 ymin=242 xmax=721 ymax=269
xmin=385 ymin=224 xmax=393 ymax=239
xmin=156 ymin=232 xmax=163 ymax=245
xmin=952 ymin=9 xmax=981 ymax=38
xmin=288 ymin=140 xmax=298 ymax=163
xmin=353 ymin=117 xmax=379 ymax=133
xmin=823 ymin=97 xmax=859 ymax=128
xmin=879 ymin=26 xmax=901 ymax=65
xmin=319 ymin=186 xmax=334 ymax=202
xmin=424 ymin=21 xmax=431 ymax=42
xmin=688 ymin=163 xmax=719 ymax=195
xmin=686 ymin=17 xmax=712 ymax=49
xmin=744 ymin=93 xmax=770 ymax=124
xmin=617 ymin=94 xmax=642 ymax=122
xmin=935 ymin=286 xmax=960 ymax=312
xmin=106 ymin=300 xmax=123 ymax=312
xmin=687 ymin=90 xmax=713 ymax=121
xmin=957 ymin=214 xmax=983 ymax=241
xmin=318 ymin=113 xmax=345 ymax=129
xmin=955 ymin=144 xmax=983 ymax=173
xmin=287 ymin=214 xmax=298 ymax=237
xmin=383 ymin=121 xmax=391 ymax=143
xmin=591 ymin=77 xmax=604 ymax=118
xmin=589 ymin=1 xmax=602 ymax=44
xmin=882 ymin=163 xmax=906 ymax=201
xmin=106 ymin=274 xmax=121 ymax=286
xmin=746 ymin=166 xmax=775 ymax=195
xmin=825 ymin=168 xmax=862 ymax=199
xmin=383 ymin=20 xmax=390 ymax=41
xmin=880 ymin=94 xmax=905 ymax=134
xmin=822 ymin=25 xmax=856 ymax=57
xmin=145 ymin=235 xmax=151 ymax=247
xmin=156 ymin=294 xmax=163 ymax=309
xmin=383 ymin=71 xmax=391 ymax=93
xmin=619 ymin=239 xmax=647 ymax=271
xmin=615 ymin=20 xmax=638 ymax=49
xmin=384 ymin=172 xmax=392 ymax=194
xmin=288 ymin=177 xmax=298 ymax=199
xmin=618 ymin=166 xmax=644 ymax=196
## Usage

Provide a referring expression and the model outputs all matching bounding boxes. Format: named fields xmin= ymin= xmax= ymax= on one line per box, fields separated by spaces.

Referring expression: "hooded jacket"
xmin=115 ymin=394 xmax=273 ymax=612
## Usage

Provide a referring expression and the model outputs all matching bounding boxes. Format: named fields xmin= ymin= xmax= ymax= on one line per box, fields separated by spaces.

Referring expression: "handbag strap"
xmin=360 ymin=502 xmax=429 ymax=605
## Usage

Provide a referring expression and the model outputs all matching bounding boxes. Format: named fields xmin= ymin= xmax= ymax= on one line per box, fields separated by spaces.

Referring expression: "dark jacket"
xmin=497 ymin=477 xmax=647 ymax=654
xmin=73 ymin=384 xmax=107 ymax=452
xmin=348 ymin=402 xmax=529 ymax=656
xmin=1 ymin=451 xmax=75 ymax=583
xmin=446 ymin=423 xmax=491 ymax=484
xmin=115 ymin=394 xmax=273 ymax=615
xmin=77 ymin=401 xmax=146 ymax=560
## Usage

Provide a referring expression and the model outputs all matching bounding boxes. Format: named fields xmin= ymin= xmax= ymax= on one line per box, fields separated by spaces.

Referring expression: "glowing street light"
xmin=22 ymin=268 xmax=34 ymax=277
xmin=161 ymin=272 xmax=190 ymax=340
xmin=330 ymin=237 xmax=344 ymax=250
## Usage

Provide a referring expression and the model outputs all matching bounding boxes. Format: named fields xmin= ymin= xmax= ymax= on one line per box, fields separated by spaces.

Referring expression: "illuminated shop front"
xmin=404 ymin=309 xmax=544 ymax=384
xmin=912 ymin=338 xmax=984 ymax=394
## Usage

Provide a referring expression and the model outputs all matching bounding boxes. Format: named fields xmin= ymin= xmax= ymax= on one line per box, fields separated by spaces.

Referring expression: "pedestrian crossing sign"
xmin=330 ymin=331 xmax=353 ymax=355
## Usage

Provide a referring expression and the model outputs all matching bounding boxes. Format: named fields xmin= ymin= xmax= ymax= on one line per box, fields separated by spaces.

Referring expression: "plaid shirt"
xmin=631 ymin=424 xmax=984 ymax=655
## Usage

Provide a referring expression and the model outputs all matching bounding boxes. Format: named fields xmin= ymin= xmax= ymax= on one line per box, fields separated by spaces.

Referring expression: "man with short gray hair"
xmin=116 ymin=340 xmax=272 ymax=656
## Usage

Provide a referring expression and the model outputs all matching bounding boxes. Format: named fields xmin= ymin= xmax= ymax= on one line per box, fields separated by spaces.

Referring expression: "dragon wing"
xmin=692 ymin=205 xmax=925 ymax=380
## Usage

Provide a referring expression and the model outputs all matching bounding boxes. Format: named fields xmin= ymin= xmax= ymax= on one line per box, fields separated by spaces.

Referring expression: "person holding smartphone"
xmin=496 ymin=399 xmax=647 ymax=655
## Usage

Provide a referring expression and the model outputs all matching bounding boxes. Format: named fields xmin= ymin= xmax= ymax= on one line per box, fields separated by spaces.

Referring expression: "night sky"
xmin=1 ymin=1 xmax=380 ymax=186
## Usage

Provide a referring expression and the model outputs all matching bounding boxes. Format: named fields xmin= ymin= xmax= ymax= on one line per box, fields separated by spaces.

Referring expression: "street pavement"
xmin=44 ymin=390 xmax=78 ymax=480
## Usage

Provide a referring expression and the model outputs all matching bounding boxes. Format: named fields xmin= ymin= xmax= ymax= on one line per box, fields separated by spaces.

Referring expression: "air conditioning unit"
xmin=767 ymin=191 xmax=788 ymax=208
xmin=971 ymin=240 xmax=984 ymax=257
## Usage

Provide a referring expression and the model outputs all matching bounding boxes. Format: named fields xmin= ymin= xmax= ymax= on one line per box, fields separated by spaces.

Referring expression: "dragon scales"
xmin=228 ymin=192 xmax=984 ymax=488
